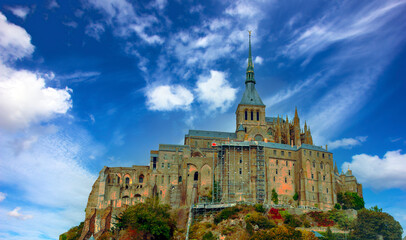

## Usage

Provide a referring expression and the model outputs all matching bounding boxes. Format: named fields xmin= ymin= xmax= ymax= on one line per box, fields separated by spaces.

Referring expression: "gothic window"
xmin=256 ymin=111 xmax=259 ymax=121
xmin=139 ymin=175 xmax=144 ymax=183
xmin=108 ymin=177 xmax=111 ymax=183
xmin=168 ymin=175 xmax=171 ymax=184
xmin=317 ymin=152 xmax=319 ymax=157
xmin=322 ymin=153 xmax=325 ymax=158
xmin=194 ymin=172 xmax=199 ymax=181
xmin=178 ymin=176 xmax=182 ymax=183
xmin=245 ymin=110 xmax=248 ymax=120
xmin=164 ymin=154 xmax=167 ymax=159
xmin=251 ymin=111 xmax=253 ymax=120
xmin=267 ymin=128 xmax=273 ymax=136
xmin=117 ymin=176 xmax=120 ymax=184
xmin=125 ymin=177 xmax=130 ymax=184
xmin=161 ymin=175 xmax=164 ymax=184
xmin=329 ymin=154 xmax=331 ymax=159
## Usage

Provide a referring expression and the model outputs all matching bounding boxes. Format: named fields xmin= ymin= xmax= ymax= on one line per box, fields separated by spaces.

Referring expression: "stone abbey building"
xmin=80 ymin=33 xmax=362 ymax=239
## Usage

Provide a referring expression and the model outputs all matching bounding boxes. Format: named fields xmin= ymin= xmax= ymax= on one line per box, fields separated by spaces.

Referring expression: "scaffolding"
xmin=256 ymin=145 xmax=265 ymax=203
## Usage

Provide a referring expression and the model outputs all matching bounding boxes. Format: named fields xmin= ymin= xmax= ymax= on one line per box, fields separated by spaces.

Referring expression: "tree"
xmin=250 ymin=226 xmax=302 ymax=240
xmin=334 ymin=203 xmax=341 ymax=210
xmin=337 ymin=192 xmax=364 ymax=210
xmin=326 ymin=227 xmax=335 ymax=240
xmin=113 ymin=197 xmax=176 ymax=239
xmin=271 ymin=189 xmax=279 ymax=204
xmin=350 ymin=208 xmax=403 ymax=240
xmin=293 ymin=192 xmax=299 ymax=201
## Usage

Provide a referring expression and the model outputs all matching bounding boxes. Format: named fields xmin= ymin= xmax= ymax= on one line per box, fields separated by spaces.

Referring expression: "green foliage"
xmin=214 ymin=206 xmax=240 ymax=224
xmin=246 ymin=221 xmax=254 ymax=236
xmin=60 ymin=222 xmax=84 ymax=240
xmin=282 ymin=212 xmax=302 ymax=228
xmin=249 ymin=226 xmax=302 ymax=240
xmin=293 ymin=192 xmax=299 ymax=201
xmin=254 ymin=204 xmax=266 ymax=213
xmin=325 ymin=227 xmax=335 ymax=240
xmin=113 ymin=197 xmax=176 ymax=240
xmin=334 ymin=203 xmax=341 ymax=210
xmin=337 ymin=192 xmax=364 ymax=210
xmin=350 ymin=208 xmax=403 ymax=240
xmin=202 ymin=231 xmax=216 ymax=240
xmin=271 ymin=189 xmax=278 ymax=204
xmin=245 ymin=212 xmax=275 ymax=229
xmin=328 ymin=209 xmax=353 ymax=230
xmin=369 ymin=205 xmax=382 ymax=212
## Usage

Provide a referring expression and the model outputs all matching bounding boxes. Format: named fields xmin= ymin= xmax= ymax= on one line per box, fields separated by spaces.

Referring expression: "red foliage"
xmin=268 ymin=208 xmax=285 ymax=220
xmin=307 ymin=211 xmax=334 ymax=227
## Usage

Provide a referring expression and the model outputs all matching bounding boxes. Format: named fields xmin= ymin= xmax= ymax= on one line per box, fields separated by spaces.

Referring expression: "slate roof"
xmin=186 ymin=130 xmax=237 ymax=139
xmin=239 ymin=83 xmax=265 ymax=106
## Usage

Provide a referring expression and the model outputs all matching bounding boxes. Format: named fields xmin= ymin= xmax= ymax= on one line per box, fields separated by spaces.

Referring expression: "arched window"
xmin=194 ymin=172 xmax=199 ymax=181
xmin=139 ymin=174 xmax=144 ymax=183
xmin=245 ymin=110 xmax=248 ymax=120
xmin=178 ymin=176 xmax=182 ymax=183
xmin=256 ymin=111 xmax=259 ymax=121
xmin=125 ymin=177 xmax=130 ymax=184
xmin=251 ymin=111 xmax=253 ymax=120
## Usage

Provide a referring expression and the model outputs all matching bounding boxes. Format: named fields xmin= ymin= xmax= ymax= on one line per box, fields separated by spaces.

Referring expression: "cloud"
xmin=7 ymin=207 xmax=33 ymax=220
xmin=254 ymin=56 xmax=263 ymax=65
xmin=6 ymin=6 xmax=30 ymax=19
xmin=48 ymin=0 xmax=59 ymax=9
xmin=0 ymin=192 xmax=6 ymax=202
xmin=85 ymin=22 xmax=105 ymax=41
xmin=342 ymin=150 xmax=406 ymax=190
xmin=63 ymin=21 xmax=78 ymax=28
xmin=146 ymin=85 xmax=194 ymax=111
xmin=0 ymin=12 xmax=34 ymax=62
xmin=328 ymin=136 xmax=367 ymax=150
xmin=0 ymin=64 xmax=72 ymax=130
xmin=57 ymin=71 xmax=101 ymax=83
xmin=195 ymin=70 xmax=238 ymax=112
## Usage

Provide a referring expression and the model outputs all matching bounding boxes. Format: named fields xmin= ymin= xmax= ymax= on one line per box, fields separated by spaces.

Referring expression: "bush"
xmin=245 ymin=212 xmax=275 ymax=229
xmin=328 ymin=209 xmax=353 ymax=230
xmin=254 ymin=204 xmax=266 ymax=213
xmin=334 ymin=203 xmax=341 ymax=210
xmin=202 ymin=231 xmax=216 ymax=240
xmin=271 ymin=189 xmax=278 ymax=204
xmin=337 ymin=192 xmax=364 ymax=210
xmin=293 ymin=192 xmax=299 ymax=201
xmin=307 ymin=211 xmax=334 ymax=227
xmin=60 ymin=222 xmax=84 ymax=240
xmin=249 ymin=226 xmax=302 ymax=240
xmin=214 ymin=206 xmax=240 ymax=224
xmin=268 ymin=208 xmax=284 ymax=220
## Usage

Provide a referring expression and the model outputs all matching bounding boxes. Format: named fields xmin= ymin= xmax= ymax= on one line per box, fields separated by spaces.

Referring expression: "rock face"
xmin=80 ymin=33 xmax=363 ymax=238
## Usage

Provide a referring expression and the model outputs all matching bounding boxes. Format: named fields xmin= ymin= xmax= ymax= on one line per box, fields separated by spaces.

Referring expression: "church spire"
xmin=246 ymin=30 xmax=255 ymax=84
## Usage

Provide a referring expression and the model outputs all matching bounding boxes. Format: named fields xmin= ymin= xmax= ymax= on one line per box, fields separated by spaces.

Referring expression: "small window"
xmin=327 ymin=188 xmax=329 ymax=193
xmin=139 ymin=175 xmax=144 ymax=183
xmin=256 ymin=111 xmax=259 ymax=121
xmin=313 ymin=161 xmax=315 ymax=168
xmin=178 ymin=176 xmax=182 ymax=183
xmin=162 ymin=163 xmax=164 ymax=168
xmin=161 ymin=175 xmax=164 ymax=184
xmin=322 ymin=153 xmax=325 ymax=158
xmin=168 ymin=175 xmax=171 ymax=184
xmin=286 ymin=161 xmax=288 ymax=166
xmin=117 ymin=176 xmax=120 ymax=184
xmin=167 ymin=163 xmax=170 ymax=169
xmin=276 ymin=160 xmax=278 ymax=165
xmin=329 ymin=154 xmax=331 ymax=159
xmin=312 ymin=186 xmax=314 ymax=192
xmin=288 ymin=152 xmax=291 ymax=157
xmin=285 ymin=177 xmax=287 ymax=183
xmin=251 ymin=111 xmax=253 ymax=120
xmin=309 ymin=151 xmax=312 ymax=156
xmin=317 ymin=152 xmax=319 ymax=157
xmin=245 ymin=110 xmax=248 ymax=120
xmin=323 ymin=175 xmax=326 ymax=181
xmin=320 ymin=162 xmax=323 ymax=169
xmin=281 ymin=151 xmax=284 ymax=156
xmin=240 ymin=158 xmax=242 ymax=164
xmin=304 ymin=150 xmax=306 ymax=156
xmin=239 ymin=168 xmax=242 ymax=174
xmin=125 ymin=177 xmax=130 ymax=184
xmin=274 ymin=150 xmax=277 ymax=156
xmin=273 ymin=176 xmax=275 ymax=182
xmin=194 ymin=172 xmax=199 ymax=181
xmin=289 ymin=170 xmax=291 ymax=176
xmin=311 ymin=173 xmax=314 ymax=179
xmin=276 ymin=169 xmax=278 ymax=174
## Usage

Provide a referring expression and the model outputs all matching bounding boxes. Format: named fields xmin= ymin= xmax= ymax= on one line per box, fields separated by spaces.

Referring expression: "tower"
xmin=235 ymin=31 xmax=266 ymax=140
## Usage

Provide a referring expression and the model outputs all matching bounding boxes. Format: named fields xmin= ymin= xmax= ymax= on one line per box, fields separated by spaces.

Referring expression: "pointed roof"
xmin=237 ymin=124 xmax=245 ymax=132
xmin=239 ymin=31 xmax=264 ymax=106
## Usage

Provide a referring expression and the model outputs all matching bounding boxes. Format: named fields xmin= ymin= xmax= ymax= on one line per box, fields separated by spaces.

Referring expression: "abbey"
xmin=79 ymin=33 xmax=362 ymax=239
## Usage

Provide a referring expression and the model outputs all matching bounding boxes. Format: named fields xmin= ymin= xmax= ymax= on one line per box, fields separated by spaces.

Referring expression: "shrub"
xmin=271 ymin=189 xmax=278 ymax=204
xmin=249 ymin=226 xmax=302 ymax=240
xmin=334 ymin=203 xmax=341 ymax=210
xmin=337 ymin=192 xmax=364 ymax=210
xmin=268 ymin=208 xmax=284 ymax=220
xmin=307 ymin=211 xmax=334 ymax=227
xmin=293 ymin=192 xmax=299 ymax=201
xmin=245 ymin=212 xmax=275 ymax=229
xmin=328 ymin=209 xmax=353 ymax=230
xmin=202 ymin=231 xmax=216 ymax=240
xmin=214 ymin=206 xmax=240 ymax=224
xmin=254 ymin=204 xmax=266 ymax=213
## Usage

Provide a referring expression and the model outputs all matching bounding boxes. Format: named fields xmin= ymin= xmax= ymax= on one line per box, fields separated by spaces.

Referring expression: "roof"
xmin=186 ymin=130 xmax=237 ymax=139
xmin=311 ymin=230 xmax=323 ymax=238
xmin=300 ymin=144 xmax=330 ymax=153
xmin=237 ymin=124 xmax=245 ymax=131
xmin=239 ymin=83 xmax=264 ymax=106
xmin=220 ymin=141 xmax=298 ymax=151
xmin=266 ymin=117 xmax=286 ymax=123
xmin=159 ymin=144 xmax=189 ymax=152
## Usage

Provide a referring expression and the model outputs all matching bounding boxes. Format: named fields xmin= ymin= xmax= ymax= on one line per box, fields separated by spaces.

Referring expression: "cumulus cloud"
xmin=328 ymin=136 xmax=367 ymax=150
xmin=6 ymin=6 xmax=30 ymax=19
xmin=7 ymin=207 xmax=33 ymax=220
xmin=195 ymin=70 xmax=238 ymax=112
xmin=0 ymin=192 xmax=6 ymax=202
xmin=146 ymin=85 xmax=194 ymax=111
xmin=0 ymin=12 xmax=34 ymax=61
xmin=342 ymin=150 xmax=406 ymax=190
xmin=254 ymin=56 xmax=263 ymax=65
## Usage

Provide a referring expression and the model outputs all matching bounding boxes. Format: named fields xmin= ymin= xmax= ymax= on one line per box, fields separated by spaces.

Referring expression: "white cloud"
xmin=0 ymin=192 xmax=6 ymax=202
xmin=48 ymin=0 xmax=59 ymax=9
xmin=146 ymin=85 xmax=194 ymax=111
xmin=0 ymin=64 xmax=72 ymax=130
xmin=0 ymin=12 xmax=34 ymax=62
xmin=342 ymin=150 xmax=406 ymax=190
xmin=63 ymin=21 xmax=78 ymax=28
xmin=254 ymin=56 xmax=263 ymax=65
xmin=85 ymin=22 xmax=105 ymax=41
xmin=7 ymin=207 xmax=33 ymax=220
xmin=328 ymin=136 xmax=367 ymax=150
xmin=6 ymin=6 xmax=30 ymax=19
xmin=195 ymin=70 xmax=238 ymax=112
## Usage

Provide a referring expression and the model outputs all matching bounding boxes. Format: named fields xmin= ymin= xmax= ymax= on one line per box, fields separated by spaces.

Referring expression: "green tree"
xmin=271 ymin=189 xmax=279 ymax=204
xmin=337 ymin=192 xmax=364 ymax=210
xmin=293 ymin=192 xmax=299 ymax=201
xmin=350 ymin=208 xmax=403 ymax=240
xmin=334 ymin=203 xmax=341 ymax=210
xmin=326 ymin=227 xmax=335 ymax=240
xmin=113 ymin=197 xmax=176 ymax=239
xmin=60 ymin=222 xmax=84 ymax=240
xmin=370 ymin=205 xmax=382 ymax=212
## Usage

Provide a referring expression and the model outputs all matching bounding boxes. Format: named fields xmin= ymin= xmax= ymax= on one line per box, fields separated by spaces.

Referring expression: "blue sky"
xmin=0 ymin=0 xmax=405 ymax=239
